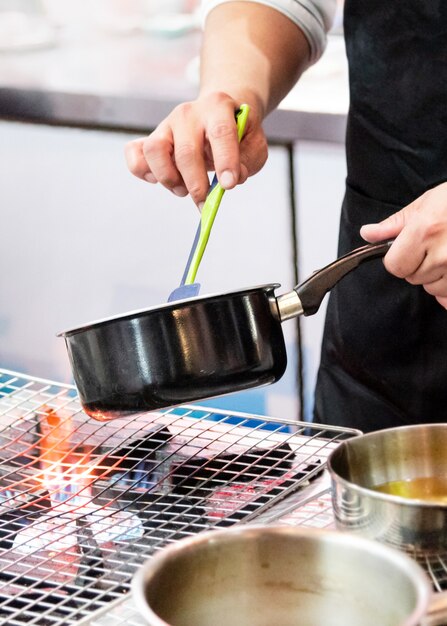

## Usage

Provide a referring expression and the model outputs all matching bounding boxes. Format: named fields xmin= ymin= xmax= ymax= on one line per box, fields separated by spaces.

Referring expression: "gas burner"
xmin=0 ymin=429 xmax=303 ymax=624
xmin=13 ymin=506 xmax=143 ymax=555
xmin=0 ymin=492 xmax=208 ymax=625
xmin=0 ymin=369 xmax=353 ymax=624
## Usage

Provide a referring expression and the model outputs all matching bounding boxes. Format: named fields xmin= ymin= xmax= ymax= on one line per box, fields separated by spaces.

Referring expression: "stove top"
xmin=0 ymin=369 xmax=357 ymax=626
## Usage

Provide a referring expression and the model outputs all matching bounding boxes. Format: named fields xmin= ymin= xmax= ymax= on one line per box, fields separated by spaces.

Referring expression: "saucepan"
xmin=328 ymin=423 xmax=447 ymax=562
xmin=59 ymin=241 xmax=391 ymax=421
xmin=132 ymin=525 xmax=447 ymax=626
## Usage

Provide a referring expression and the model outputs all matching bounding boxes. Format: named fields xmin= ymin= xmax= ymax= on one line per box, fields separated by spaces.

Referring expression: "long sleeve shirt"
xmin=200 ymin=0 xmax=337 ymax=63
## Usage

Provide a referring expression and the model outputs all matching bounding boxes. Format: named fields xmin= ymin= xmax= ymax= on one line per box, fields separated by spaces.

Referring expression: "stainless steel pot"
xmin=327 ymin=424 xmax=447 ymax=560
xmin=131 ymin=525 xmax=447 ymax=626
xmin=59 ymin=241 xmax=391 ymax=421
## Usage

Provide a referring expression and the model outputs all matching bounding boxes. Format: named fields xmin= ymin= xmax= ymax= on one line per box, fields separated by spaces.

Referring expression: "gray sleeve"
xmin=200 ymin=0 xmax=337 ymax=63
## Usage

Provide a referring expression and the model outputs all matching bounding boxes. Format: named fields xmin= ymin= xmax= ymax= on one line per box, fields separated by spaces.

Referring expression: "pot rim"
xmin=131 ymin=524 xmax=432 ymax=626
xmin=57 ymin=283 xmax=281 ymax=337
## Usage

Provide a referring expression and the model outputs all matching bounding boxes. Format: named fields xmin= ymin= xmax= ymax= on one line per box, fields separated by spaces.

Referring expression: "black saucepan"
xmin=59 ymin=241 xmax=391 ymax=421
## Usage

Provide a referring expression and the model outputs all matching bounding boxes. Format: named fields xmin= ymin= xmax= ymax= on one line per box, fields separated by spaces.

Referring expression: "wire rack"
xmin=77 ymin=490 xmax=447 ymax=626
xmin=0 ymin=368 xmax=358 ymax=626
xmin=73 ymin=489 xmax=339 ymax=626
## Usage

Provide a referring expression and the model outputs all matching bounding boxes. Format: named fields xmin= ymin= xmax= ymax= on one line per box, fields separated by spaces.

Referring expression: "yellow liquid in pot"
xmin=374 ymin=476 xmax=447 ymax=504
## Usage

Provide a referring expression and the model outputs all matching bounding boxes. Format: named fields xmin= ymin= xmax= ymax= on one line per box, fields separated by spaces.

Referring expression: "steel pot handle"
xmin=276 ymin=240 xmax=393 ymax=321
xmin=422 ymin=590 xmax=447 ymax=626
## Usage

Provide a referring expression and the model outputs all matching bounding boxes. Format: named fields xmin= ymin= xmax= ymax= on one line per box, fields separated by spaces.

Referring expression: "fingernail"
xmin=360 ymin=224 xmax=377 ymax=235
xmin=220 ymin=170 xmax=235 ymax=189
xmin=144 ymin=173 xmax=157 ymax=183
xmin=172 ymin=186 xmax=188 ymax=197
xmin=360 ymin=224 xmax=375 ymax=242
xmin=197 ymin=201 xmax=205 ymax=212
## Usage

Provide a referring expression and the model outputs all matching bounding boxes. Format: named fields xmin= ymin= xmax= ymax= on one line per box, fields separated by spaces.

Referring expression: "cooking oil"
xmin=374 ymin=476 xmax=447 ymax=504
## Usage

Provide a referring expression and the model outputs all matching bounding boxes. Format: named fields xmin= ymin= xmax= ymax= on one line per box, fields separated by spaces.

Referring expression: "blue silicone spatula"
xmin=167 ymin=104 xmax=250 ymax=302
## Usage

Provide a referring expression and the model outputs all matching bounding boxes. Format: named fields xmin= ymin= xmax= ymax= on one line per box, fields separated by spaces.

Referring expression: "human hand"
xmin=360 ymin=182 xmax=447 ymax=309
xmin=124 ymin=92 xmax=268 ymax=209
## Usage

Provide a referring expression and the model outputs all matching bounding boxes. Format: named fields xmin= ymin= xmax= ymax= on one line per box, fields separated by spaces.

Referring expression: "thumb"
xmin=238 ymin=124 xmax=268 ymax=180
xmin=360 ymin=207 xmax=407 ymax=243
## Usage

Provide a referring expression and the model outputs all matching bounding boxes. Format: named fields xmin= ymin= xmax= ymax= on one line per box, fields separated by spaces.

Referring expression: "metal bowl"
xmin=327 ymin=424 xmax=447 ymax=559
xmin=132 ymin=525 xmax=436 ymax=626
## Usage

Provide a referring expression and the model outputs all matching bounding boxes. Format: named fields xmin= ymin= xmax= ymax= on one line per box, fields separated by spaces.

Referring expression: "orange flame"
xmin=38 ymin=408 xmax=93 ymax=505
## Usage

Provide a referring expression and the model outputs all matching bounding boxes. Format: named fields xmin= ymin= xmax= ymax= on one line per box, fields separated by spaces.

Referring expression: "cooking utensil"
xmin=132 ymin=525 xmax=447 ymax=626
xmin=328 ymin=423 xmax=447 ymax=561
xmin=59 ymin=240 xmax=392 ymax=421
xmin=167 ymin=104 xmax=250 ymax=302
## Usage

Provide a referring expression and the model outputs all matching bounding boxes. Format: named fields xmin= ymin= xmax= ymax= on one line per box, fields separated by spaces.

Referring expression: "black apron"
xmin=314 ymin=0 xmax=447 ymax=432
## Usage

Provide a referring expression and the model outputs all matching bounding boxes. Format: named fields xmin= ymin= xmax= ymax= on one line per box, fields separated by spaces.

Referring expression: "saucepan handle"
xmin=276 ymin=240 xmax=393 ymax=321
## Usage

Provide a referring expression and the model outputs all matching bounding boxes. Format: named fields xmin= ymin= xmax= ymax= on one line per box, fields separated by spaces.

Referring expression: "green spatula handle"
xmin=184 ymin=104 xmax=250 ymax=285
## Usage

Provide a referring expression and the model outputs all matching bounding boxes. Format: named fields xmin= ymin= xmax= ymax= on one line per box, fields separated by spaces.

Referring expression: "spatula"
xmin=168 ymin=104 xmax=250 ymax=302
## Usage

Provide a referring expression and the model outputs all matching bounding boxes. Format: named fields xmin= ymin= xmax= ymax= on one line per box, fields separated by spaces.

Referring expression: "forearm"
xmin=200 ymin=2 xmax=312 ymax=118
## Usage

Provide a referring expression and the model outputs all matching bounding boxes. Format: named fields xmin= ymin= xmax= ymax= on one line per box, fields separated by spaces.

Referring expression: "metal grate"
xmin=74 ymin=493 xmax=337 ymax=626
xmin=0 ymin=369 xmax=357 ymax=626
xmin=71 ymin=490 xmax=447 ymax=625
xmin=80 ymin=501 xmax=447 ymax=626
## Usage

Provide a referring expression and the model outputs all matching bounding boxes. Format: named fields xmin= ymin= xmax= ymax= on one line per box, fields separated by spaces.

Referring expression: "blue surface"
xmin=170 ymin=404 xmax=290 ymax=433
xmin=0 ymin=368 xmax=290 ymax=432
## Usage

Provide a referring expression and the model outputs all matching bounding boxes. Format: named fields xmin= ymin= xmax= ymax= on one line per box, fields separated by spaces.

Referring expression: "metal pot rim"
xmin=58 ymin=283 xmax=281 ymax=337
xmin=131 ymin=524 xmax=432 ymax=626
xmin=327 ymin=467 xmax=447 ymax=509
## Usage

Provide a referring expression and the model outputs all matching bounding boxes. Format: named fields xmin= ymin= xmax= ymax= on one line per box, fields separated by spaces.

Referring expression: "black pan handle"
xmin=294 ymin=240 xmax=393 ymax=317
xmin=295 ymin=241 xmax=393 ymax=315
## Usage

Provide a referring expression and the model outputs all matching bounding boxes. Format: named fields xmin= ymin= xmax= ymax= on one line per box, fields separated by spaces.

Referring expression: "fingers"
xmin=422 ymin=274 xmax=447 ymax=297
xmin=380 ymin=237 xmax=447 ymax=305
xmin=125 ymin=138 xmax=153 ymax=181
xmin=404 ymin=246 xmax=447 ymax=285
xmin=204 ymin=100 xmax=242 ymax=190
xmin=381 ymin=229 xmax=426 ymax=278
xmin=125 ymin=126 xmax=189 ymax=198
xmin=171 ymin=103 xmax=217 ymax=204
xmin=389 ymin=235 xmax=447 ymax=304
xmin=238 ymin=125 xmax=268 ymax=183
xmin=125 ymin=94 xmax=268 ymax=208
xmin=361 ymin=207 xmax=425 ymax=278
xmin=145 ymin=122 xmax=189 ymax=198
xmin=435 ymin=295 xmax=447 ymax=310
xmin=360 ymin=183 xmax=447 ymax=304
xmin=360 ymin=208 xmax=407 ymax=243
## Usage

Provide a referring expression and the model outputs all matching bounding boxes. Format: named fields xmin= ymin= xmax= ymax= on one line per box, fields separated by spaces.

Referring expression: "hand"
xmin=124 ymin=92 xmax=268 ymax=209
xmin=360 ymin=182 xmax=447 ymax=309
